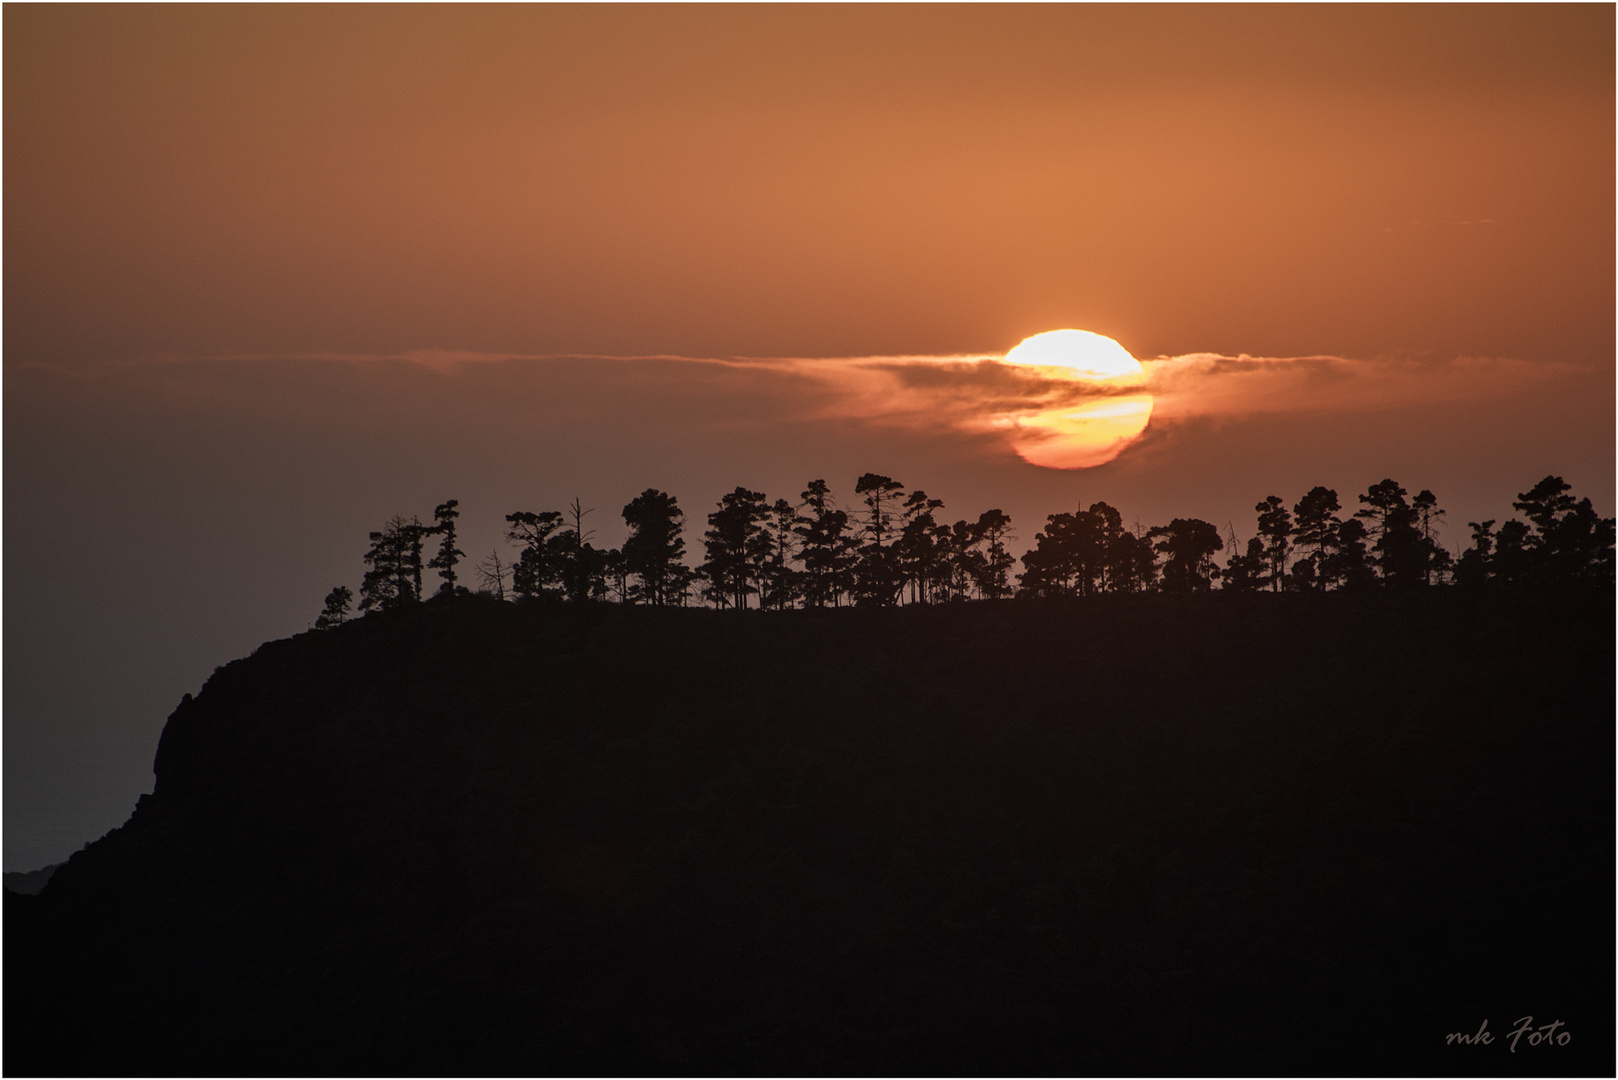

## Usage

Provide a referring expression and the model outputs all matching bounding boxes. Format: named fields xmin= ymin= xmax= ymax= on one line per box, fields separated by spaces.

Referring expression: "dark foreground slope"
xmin=7 ymin=592 xmax=1613 ymax=1076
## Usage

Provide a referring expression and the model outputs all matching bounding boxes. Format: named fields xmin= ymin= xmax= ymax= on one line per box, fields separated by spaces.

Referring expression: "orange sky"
xmin=8 ymin=5 xmax=1614 ymax=365
xmin=5 ymin=5 xmax=1614 ymax=870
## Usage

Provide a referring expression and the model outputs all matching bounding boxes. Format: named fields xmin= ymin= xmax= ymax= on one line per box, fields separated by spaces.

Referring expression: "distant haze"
xmin=5 ymin=6 xmax=1612 ymax=869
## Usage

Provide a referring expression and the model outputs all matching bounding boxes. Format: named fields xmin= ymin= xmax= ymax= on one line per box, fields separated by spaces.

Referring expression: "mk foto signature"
xmin=1447 ymin=1016 xmax=1570 ymax=1051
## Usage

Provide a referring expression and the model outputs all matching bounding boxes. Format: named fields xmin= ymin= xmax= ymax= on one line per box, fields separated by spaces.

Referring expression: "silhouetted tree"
xmin=405 ymin=521 xmax=426 ymax=599
xmin=1453 ymin=520 xmax=1494 ymax=588
xmin=852 ymin=474 xmax=906 ymax=605
xmin=895 ymin=490 xmax=947 ymax=604
xmin=1490 ymin=519 xmax=1534 ymax=584
xmin=1254 ymin=496 xmax=1293 ymax=591
xmin=1452 ymin=479 xmax=1614 ymax=588
xmin=1291 ymin=487 xmax=1342 ymax=591
xmin=1355 ymin=479 xmax=1427 ymax=587
xmin=943 ymin=518 xmax=988 ymax=600
xmin=426 ymin=500 xmax=465 ymax=595
xmin=1085 ymin=503 xmax=1133 ymax=594
xmin=854 ymin=473 xmax=904 ymax=547
xmin=579 ymin=544 xmax=612 ymax=601
xmin=760 ymin=498 xmax=802 ymax=610
xmin=1411 ymin=490 xmax=1452 ymax=585
xmin=505 ymin=510 xmax=566 ymax=600
xmin=795 ymin=480 xmax=858 ymax=608
xmin=1019 ymin=513 xmax=1080 ymax=597
xmin=1018 ymin=514 xmax=1072 ymax=597
xmin=1017 ymin=502 xmax=1130 ymax=597
xmin=1068 ymin=509 xmax=1111 ymax=597
xmin=360 ymin=515 xmax=429 ymax=612
xmin=1106 ymin=527 xmax=1159 ymax=594
xmin=1222 ymin=537 xmax=1266 ymax=592
xmin=314 ymin=585 xmax=353 ymax=630
xmin=701 ymin=487 xmax=771 ymax=609
xmin=475 ymin=549 xmax=510 ymax=601
xmin=974 ymin=509 xmax=1016 ymax=599
xmin=557 ymin=497 xmax=601 ymax=603
xmin=1514 ymin=476 xmax=1576 ymax=535
xmin=622 ymin=489 xmax=692 ymax=606
xmin=1512 ymin=475 xmax=1616 ymax=585
xmin=340 ymin=472 xmax=1604 ymax=617
xmin=1148 ymin=518 xmax=1223 ymax=592
xmin=602 ymin=548 xmax=631 ymax=604
xmin=1327 ymin=517 xmax=1376 ymax=590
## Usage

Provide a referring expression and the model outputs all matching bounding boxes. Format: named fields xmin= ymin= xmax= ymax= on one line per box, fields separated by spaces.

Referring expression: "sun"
xmin=998 ymin=329 xmax=1153 ymax=470
xmin=1001 ymin=329 xmax=1145 ymax=381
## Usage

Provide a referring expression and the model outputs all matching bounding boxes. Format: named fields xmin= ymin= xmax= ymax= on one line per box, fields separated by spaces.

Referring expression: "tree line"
xmin=314 ymin=474 xmax=1613 ymax=627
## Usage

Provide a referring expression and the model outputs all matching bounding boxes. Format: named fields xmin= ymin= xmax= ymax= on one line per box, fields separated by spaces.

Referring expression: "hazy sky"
xmin=5 ymin=5 xmax=1613 ymax=870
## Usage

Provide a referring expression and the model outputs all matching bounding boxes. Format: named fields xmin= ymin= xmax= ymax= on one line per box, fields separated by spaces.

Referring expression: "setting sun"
xmin=999 ymin=329 xmax=1153 ymax=469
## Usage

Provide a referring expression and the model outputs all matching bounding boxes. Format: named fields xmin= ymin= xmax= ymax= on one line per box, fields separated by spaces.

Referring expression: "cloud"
xmin=697 ymin=350 xmax=1585 ymax=469
xmin=1139 ymin=351 xmax=1581 ymax=420
xmin=41 ymin=346 xmax=1591 ymax=472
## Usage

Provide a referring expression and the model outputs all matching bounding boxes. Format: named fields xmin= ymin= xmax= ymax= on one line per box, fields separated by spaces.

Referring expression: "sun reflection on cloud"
xmin=1004 ymin=393 xmax=1156 ymax=469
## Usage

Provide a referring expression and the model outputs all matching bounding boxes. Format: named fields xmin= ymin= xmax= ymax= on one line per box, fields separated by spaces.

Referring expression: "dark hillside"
xmin=7 ymin=592 xmax=1613 ymax=1076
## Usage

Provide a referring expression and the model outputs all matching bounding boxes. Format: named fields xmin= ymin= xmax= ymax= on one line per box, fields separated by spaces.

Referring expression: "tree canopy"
xmin=320 ymin=474 xmax=1612 ymax=624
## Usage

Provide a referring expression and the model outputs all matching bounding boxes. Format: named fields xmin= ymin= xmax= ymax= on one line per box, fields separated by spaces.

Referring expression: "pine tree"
xmin=1254 ymin=495 xmax=1292 ymax=591
xmin=1355 ymin=479 xmax=1425 ymax=586
xmin=1107 ymin=526 xmax=1159 ymax=594
xmin=1453 ymin=521 xmax=1495 ymax=588
xmin=795 ymin=480 xmax=857 ymax=608
xmin=359 ymin=515 xmax=429 ymax=612
xmin=1512 ymin=475 xmax=1616 ymax=585
xmin=852 ymin=474 xmax=906 ymax=606
xmin=426 ymin=500 xmax=465 ymax=595
xmin=943 ymin=518 xmax=988 ymax=600
xmin=760 ymin=498 xmax=803 ymax=610
xmin=973 ymin=509 xmax=1016 ymax=600
xmin=505 ymin=510 xmax=566 ymax=600
xmin=1411 ymin=490 xmax=1451 ymax=585
xmin=1018 ymin=513 xmax=1079 ymax=597
xmin=601 ymin=548 xmax=631 ymax=604
xmin=1148 ymin=518 xmax=1224 ymax=592
xmin=1327 ymin=517 xmax=1376 ymax=589
xmin=1491 ymin=519 xmax=1534 ymax=584
xmin=1016 ymin=503 xmax=1124 ymax=597
xmin=700 ymin=487 xmax=772 ymax=609
xmin=894 ymin=490 xmax=946 ymax=604
xmin=1221 ymin=537 xmax=1266 ymax=592
xmin=1291 ymin=487 xmax=1342 ymax=591
xmin=621 ymin=489 xmax=691 ymax=607
xmin=314 ymin=585 xmax=353 ymax=630
xmin=1085 ymin=502 xmax=1128 ymax=594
